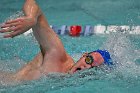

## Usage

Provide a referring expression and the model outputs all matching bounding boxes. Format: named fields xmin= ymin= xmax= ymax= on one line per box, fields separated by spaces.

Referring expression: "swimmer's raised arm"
xmin=0 ymin=0 xmax=73 ymax=79
xmin=23 ymin=0 xmax=42 ymax=20
xmin=24 ymin=0 xmax=67 ymax=57
xmin=0 ymin=0 xmax=68 ymax=59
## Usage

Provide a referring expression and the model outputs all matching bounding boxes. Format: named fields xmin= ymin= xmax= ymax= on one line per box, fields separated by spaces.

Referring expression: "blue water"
xmin=0 ymin=0 xmax=140 ymax=25
xmin=0 ymin=0 xmax=140 ymax=93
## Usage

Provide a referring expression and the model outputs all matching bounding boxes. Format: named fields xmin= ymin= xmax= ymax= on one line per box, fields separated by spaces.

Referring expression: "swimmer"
xmin=0 ymin=0 xmax=113 ymax=81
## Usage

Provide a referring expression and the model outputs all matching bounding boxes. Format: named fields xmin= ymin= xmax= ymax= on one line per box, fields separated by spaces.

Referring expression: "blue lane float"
xmin=83 ymin=25 xmax=93 ymax=36
xmin=60 ymin=25 xmax=69 ymax=35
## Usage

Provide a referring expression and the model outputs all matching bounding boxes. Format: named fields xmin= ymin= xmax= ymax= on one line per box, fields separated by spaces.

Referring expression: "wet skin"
xmin=0 ymin=0 xmax=104 ymax=81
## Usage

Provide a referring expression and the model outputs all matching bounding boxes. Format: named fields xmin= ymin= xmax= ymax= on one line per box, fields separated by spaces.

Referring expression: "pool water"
xmin=0 ymin=0 xmax=140 ymax=93
xmin=0 ymin=33 xmax=140 ymax=93
xmin=0 ymin=0 xmax=140 ymax=25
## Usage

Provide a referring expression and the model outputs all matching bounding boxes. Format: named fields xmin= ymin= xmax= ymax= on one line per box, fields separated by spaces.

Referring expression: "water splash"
xmin=100 ymin=31 xmax=140 ymax=81
xmin=4 ymin=11 xmax=24 ymax=22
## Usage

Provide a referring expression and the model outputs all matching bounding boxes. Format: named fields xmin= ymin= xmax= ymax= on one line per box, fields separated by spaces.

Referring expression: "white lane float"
xmin=107 ymin=25 xmax=130 ymax=33
xmin=130 ymin=26 xmax=140 ymax=34
xmin=94 ymin=24 xmax=106 ymax=34
xmin=119 ymin=25 xmax=130 ymax=33
xmin=107 ymin=25 xmax=118 ymax=33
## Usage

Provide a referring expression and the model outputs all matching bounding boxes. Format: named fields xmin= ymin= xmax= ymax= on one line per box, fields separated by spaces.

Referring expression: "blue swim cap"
xmin=93 ymin=49 xmax=113 ymax=65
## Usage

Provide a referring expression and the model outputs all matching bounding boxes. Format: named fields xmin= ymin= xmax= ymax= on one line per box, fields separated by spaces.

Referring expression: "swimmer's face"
xmin=69 ymin=53 xmax=92 ymax=74
xmin=69 ymin=52 xmax=104 ymax=74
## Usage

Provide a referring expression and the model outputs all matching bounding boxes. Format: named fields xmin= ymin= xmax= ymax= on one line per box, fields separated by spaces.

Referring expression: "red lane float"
xmin=69 ymin=25 xmax=82 ymax=36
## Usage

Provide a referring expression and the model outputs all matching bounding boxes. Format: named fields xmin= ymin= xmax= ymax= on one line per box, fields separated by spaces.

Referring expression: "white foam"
xmin=101 ymin=31 xmax=140 ymax=79
xmin=23 ymin=28 xmax=33 ymax=36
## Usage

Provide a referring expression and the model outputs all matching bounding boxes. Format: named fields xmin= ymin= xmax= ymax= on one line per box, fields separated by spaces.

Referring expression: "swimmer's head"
xmin=69 ymin=52 xmax=104 ymax=74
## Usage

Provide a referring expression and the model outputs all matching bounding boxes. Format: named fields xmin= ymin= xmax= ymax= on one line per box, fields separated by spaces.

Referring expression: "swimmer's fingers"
xmin=1 ymin=22 xmax=20 ymax=28
xmin=5 ymin=18 xmax=23 ymax=24
xmin=0 ymin=19 xmax=22 ymax=33
xmin=3 ymin=30 xmax=23 ymax=38
xmin=1 ymin=17 xmax=36 ymax=38
xmin=0 ymin=26 xmax=21 ymax=33
xmin=1 ymin=19 xmax=22 ymax=29
xmin=1 ymin=25 xmax=23 ymax=38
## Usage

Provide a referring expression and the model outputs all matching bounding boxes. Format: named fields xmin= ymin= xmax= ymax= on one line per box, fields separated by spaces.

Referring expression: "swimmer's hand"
xmin=0 ymin=17 xmax=37 ymax=38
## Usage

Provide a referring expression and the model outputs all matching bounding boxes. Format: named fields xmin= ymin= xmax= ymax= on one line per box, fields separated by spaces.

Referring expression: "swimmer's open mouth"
xmin=76 ymin=68 xmax=81 ymax=71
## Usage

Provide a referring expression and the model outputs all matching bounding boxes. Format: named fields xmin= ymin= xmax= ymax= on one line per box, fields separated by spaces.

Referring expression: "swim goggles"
xmin=83 ymin=53 xmax=94 ymax=65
